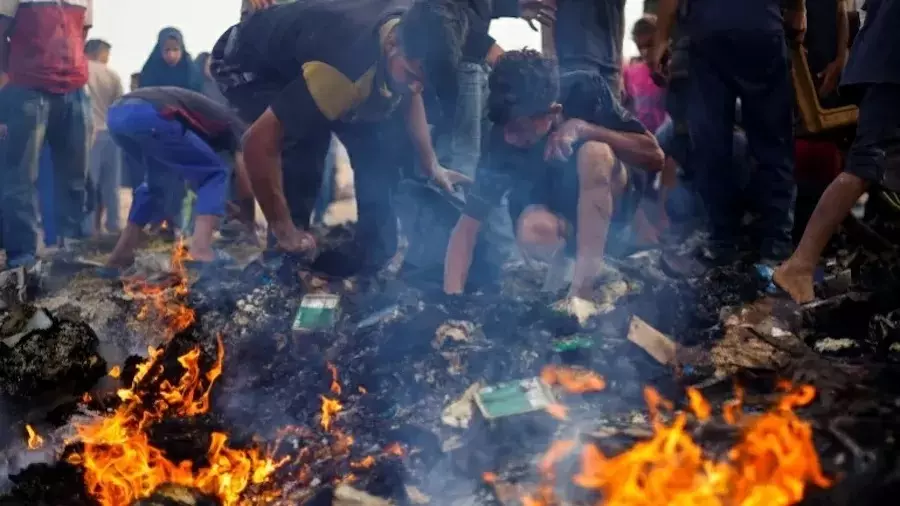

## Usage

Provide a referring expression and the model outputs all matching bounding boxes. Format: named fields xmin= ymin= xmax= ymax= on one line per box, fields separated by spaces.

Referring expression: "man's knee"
xmin=516 ymin=205 xmax=564 ymax=247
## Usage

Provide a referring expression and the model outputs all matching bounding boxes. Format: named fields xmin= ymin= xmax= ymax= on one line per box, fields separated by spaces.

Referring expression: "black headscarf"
xmin=139 ymin=27 xmax=203 ymax=91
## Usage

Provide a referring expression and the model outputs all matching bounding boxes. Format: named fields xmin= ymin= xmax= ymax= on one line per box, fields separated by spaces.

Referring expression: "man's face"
xmin=161 ymin=38 xmax=183 ymax=67
xmin=387 ymin=54 xmax=425 ymax=95
xmin=502 ymin=107 xmax=560 ymax=148
xmin=96 ymin=48 xmax=110 ymax=64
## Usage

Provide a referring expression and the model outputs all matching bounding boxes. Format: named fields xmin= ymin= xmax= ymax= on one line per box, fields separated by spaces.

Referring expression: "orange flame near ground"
xmin=25 ymin=425 xmax=44 ymax=450
xmin=327 ymin=362 xmax=342 ymax=396
xmin=69 ymin=335 xmax=286 ymax=506
xmin=122 ymin=238 xmax=195 ymax=340
xmin=540 ymin=366 xmax=606 ymax=394
xmin=494 ymin=384 xmax=832 ymax=506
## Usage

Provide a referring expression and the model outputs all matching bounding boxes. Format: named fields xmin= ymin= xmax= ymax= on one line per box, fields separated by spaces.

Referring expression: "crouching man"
xmin=104 ymin=86 xmax=254 ymax=273
xmin=444 ymin=50 xmax=664 ymax=299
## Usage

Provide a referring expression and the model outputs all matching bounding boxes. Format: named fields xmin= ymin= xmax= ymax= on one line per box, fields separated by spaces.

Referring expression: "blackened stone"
xmin=0 ymin=312 xmax=106 ymax=403
xmin=0 ymin=462 xmax=94 ymax=506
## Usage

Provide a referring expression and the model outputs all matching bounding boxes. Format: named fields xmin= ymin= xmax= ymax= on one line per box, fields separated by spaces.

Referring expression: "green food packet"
xmin=474 ymin=378 xmax=557 ymax=420
xmin=292 ymin=293 xmax=341 ymax=331
xmin=552 ymin=335 xmax=595 ymax=352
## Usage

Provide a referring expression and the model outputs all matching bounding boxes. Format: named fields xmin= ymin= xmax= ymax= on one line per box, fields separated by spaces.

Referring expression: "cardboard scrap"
xmin=627 ymin=316 xmax=677 ymax=365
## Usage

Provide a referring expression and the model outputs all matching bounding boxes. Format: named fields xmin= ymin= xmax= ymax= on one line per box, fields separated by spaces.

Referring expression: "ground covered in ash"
xmin=3 ymin=225 xmax=900 ymax=506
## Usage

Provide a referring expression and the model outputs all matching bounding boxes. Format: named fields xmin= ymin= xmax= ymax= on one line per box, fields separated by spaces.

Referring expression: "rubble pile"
xmin=1 ymin=227 xmax=900 ymax=506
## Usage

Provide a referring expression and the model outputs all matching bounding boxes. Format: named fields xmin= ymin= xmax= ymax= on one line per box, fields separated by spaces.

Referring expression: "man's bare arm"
xmin=241 ymin=108 xmax=293 ymax=235
xmin=571 ymin=119 xmax=665 ymax=171
xmin=835 ymin=0 xmax=849 ymax=61
xmin=444 ymin=215 xmax=482 ymax=294
xmin=404 ymin=92 xmax=441 ymax=178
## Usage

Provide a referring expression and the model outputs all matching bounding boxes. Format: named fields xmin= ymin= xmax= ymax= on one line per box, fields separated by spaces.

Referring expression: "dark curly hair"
xmin=487 ymin=49 xmax=559 ymax=125
xmin=399 ymin=0 xmax=469 ymax=88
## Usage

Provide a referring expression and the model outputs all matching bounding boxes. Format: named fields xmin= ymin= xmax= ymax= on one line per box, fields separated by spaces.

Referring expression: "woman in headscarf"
xmin=139 ymin=28 xmax=202 ymax=236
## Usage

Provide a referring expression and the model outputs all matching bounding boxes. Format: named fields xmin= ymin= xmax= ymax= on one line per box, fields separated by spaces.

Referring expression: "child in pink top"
xmin=623 ymin=15 xmax=667 ymax=134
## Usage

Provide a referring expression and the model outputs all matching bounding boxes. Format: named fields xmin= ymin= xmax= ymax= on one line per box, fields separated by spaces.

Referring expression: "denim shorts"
xmin=844 ymin=83 xmax=900 ymax=192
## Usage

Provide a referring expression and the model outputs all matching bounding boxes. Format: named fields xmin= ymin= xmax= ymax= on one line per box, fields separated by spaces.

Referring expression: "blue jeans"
xmin=438 ymin=62 xmax=518 ymax=264
xmin=107 ymin=100 xmax=228 ymax=227
xmin=85 ymin=130 xmax=122 ymax=234
xmin=0 ymin=85 xmax=91 ymax=265
xmin=37 ymin=144 xmax=57 ymax=246
xmin=686 ymin=34 xmax=796 ymax=259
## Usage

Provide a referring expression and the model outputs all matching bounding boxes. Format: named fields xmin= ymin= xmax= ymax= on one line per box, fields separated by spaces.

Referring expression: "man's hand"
xmin=271 ymin=221 xmax=316 ymax=253
xmin=817 ymin=55 xmax=846 ymax=97
xmin=431 ymin=166 xmax=473 ymax=194
xmin=786 ymin=8 xmax=807 ymax=43
xmin=545 ymin=119 xmax=583 ymax=162
xmin=520 ymin=0 xmax=556 ymax=27
xmin=648 ymin=38 xmax=670 ymax=76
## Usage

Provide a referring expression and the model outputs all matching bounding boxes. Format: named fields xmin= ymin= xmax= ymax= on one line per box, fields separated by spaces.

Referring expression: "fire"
xmin=109 ymin=366 xmax=122 ymax=379
xmin=540 ymin=366 xmax=606 ymax=394
xmin=69 ymin=335 xmax=285 ymax=506
xmin=350 ymin=456 xmax=376 ymax=469
xmin=319 ymin=396 xmax=343 ymax=432
xmin=327 ymin=362 xmax=342 ymax=395
xmin=123 ymin=238 xmax=195 ymax=340
xmin=25 ymin=424 xmax=44 ymax=450
xmin=508 ymin=384 xmax=831 ymax=506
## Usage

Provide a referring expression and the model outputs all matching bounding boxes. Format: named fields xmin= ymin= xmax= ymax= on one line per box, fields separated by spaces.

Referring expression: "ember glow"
xmin=25 ymin=424 xmax=44 ymax=450
xmin=122 ymin=238 xmax=195 ymax=339
xmin=490 ymin=384 xmax=832 ymax=506
xmin=540 ymin=365 xmax=607 ymax=394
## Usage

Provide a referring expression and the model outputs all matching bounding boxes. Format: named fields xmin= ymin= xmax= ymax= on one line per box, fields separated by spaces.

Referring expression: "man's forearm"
xmin=444 ymin=217 xmax=480 ymax=293
xmin=655 ymin=0 xmax=679 ymax=45
xmin=575 ymin=121 xmax=665 ymax=171
xmin=243 ymin=140 xmax=292 ymax=232
xmin=404 ymin=92 xmax=440 ymax=175
xmin=836 ymin=1 xmax=849 ymax=59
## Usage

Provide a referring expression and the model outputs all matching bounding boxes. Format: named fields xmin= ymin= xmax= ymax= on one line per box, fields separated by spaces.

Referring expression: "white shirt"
xmin=87 ymin=59 xmax=123 ymax=132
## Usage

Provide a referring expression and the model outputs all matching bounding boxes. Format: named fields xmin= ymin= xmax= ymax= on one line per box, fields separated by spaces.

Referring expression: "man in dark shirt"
xmin=553 ymin=0 xmax=627 ymax=93
xmin=651 ymin=0 xmax=806 ymax=264
xmin=805 ymin=0 xmax=850 ymax=105
xmin=444 ymin=50 xmax=663 ymax=299
xmin=0 ymin=0 xmax=93 ymax=268
xmin=776 ymin=0 xmax=900 ymax=303
xmin=212 ymin=0 xmax=470 ymax=271
xmin=103 ymin=87 xmax=253 ymax=272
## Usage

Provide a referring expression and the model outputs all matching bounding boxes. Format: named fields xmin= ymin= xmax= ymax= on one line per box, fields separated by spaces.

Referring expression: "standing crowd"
xmin=0 ymin=0 xmax=896 ymax=307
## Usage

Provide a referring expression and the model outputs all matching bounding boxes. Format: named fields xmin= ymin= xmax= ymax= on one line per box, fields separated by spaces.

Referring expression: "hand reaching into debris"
xmin=552 ymin=296 xmax=602 ymax=326
xmin=817 ymin=56 xmax=846 ymax=97
xmin=272 ymin=223 xmax=316 ymax=255
xmin=431 ymin=166 xmax=473 ymax=194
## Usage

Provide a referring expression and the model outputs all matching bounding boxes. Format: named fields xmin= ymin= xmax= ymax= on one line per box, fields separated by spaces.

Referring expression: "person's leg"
xmin=444 ymin=62 xmax=489 ymax=179
xmin=775 ymin=83 xmax=900 ymax=303
xmin=0 ymin=85 xmax=50 ymax=266
xmin=37 ymin=143 xmax=58 ymax=247
xmin=173 ymin=131 xmax=229 ymax=261
xmin=106 ymin=102 xmax=172 ymax=267
xmin=736 ymin=35 xmax=796 ymax=261
xmin=684 ymin=40 xmax=740 ymax=251
xmin=45 ymin=88 xmax=91 ymax=246
xmin=568 ymin=141 xmax=628 ymax=298
xmin=87 ymin=132 xmax=105 ymax=236
xmin=103 ymin=132 xmax=123 ymax=233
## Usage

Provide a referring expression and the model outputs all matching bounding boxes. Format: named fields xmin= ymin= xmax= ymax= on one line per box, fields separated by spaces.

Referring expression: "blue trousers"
xmin=37 ymin=144 xmax=57 ymax=246
xmin=0 ymin=85 xmax=91 ymax=265
xmin=685 ymin=33 xmax=796 ymax=259
xmin=107 ymin=100 xmax=228 ymax=227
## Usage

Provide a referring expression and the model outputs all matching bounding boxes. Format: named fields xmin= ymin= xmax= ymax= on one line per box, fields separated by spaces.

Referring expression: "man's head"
xmin=84 ymin=39 xmax=111 ymax=64
xmin=632 ymin=14 xmax=657 ymax=61
xmin=387 ymin=0 xmax=468 ymax=96
xmin=488 ymin=49 xmax=561 ymax=148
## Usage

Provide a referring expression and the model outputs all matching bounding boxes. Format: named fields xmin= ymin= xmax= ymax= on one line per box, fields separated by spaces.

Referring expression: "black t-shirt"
xmin=463 ymin=71 xmax=646 ymax=222
xmin=805 ymin=0 xmax=840 ymax=74
xmin=123 ymin=86 xmax=246 ymax=153
xmin=554 ymin=0 xmax=626 ymax=76
xmin=683 ymin=0 xmax=784 ymax=37
xmin=234 ymin=0 xmax=410 ymax=139
xmin=461 ymin=0 xmax=520 ymax=62
xmin=842 ymin=0 xmax=900 ymax=89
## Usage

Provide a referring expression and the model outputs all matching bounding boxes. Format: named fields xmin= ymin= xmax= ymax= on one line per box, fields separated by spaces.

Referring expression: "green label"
xmin=292 ymin=294 xmax=340 ymax=331
xmin=475 ymin=378 xmax=555 ymax=419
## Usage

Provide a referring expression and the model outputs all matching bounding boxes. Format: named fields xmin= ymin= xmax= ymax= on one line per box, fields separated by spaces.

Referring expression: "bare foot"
xmin=189 ymin=248 xmax=215 ymax=263
xmin=772 ymin=263 xmax=815 ymax=304
xmin=105 ymin=255 xmax=134 ymax=270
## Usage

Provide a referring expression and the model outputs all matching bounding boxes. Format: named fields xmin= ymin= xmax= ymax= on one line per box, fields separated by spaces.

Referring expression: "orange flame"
xmin=25 ymin=425 xmax=44 ymax=450
xmin=123 ymin=239 xmax=195 ymax=341
xmin=506 ymin=385 xmax=832 ymax=506
xmin=320 ymin=396 xmax=343 ymax=432
xmin=69 ymin=336 xmax=285 ymax=506
xmin=108 ymin=366 xmax=122 ymax=379
xmin=350 ymin=456 xmax=376 ymax=469
xmin=327 ymin=362 xmax=342 ymax=396
xmin=540 ymin=366 xmax=606 ymax=394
